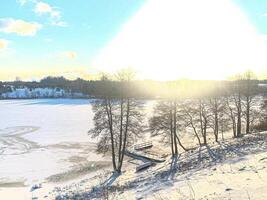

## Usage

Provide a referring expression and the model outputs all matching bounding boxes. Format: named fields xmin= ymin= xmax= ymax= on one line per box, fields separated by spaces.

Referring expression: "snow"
xmin=148 ymin=151 xmax=267 ymax=199
xmin=0 ymin=99 xmax=266 ymax=199
xmin=51 ymin=132 xmax=267 ymax=200
xmin=0 ymin=99 xmax=107 ymax=188
xmin=0 ymin=99 xmax=93 ymax=145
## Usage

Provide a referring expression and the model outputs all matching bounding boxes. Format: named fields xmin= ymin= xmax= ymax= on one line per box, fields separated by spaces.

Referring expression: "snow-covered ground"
xmin=52 ymin=132 xmax=267 ymax=200
xmin=1 ymin=99 xmax=266 ymax=200
xmin=0 ymin=99 xmax=111 ymax=199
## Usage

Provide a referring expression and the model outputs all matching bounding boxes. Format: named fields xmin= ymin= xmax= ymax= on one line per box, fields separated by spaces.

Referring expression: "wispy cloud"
xmin=58 ymin=51 xmax=77 ymax=59
xmin=17 ymin=1 xmax=67 ymax=27
xmin=0 ymin=39 xmax=10 ymax=50
xmin=33 ymin=1 xmax=67 ymax=27
xmin=17 ymin=0 xmax=28 ymax=6
xmin=262 ymin=13 xmax=267 ymax=17
xmin=0 ymin=18 xmax=42 ymax=36
xmin=17 ymin=0 xmax=37 ymax=6
xmin=50 ymin=10 xmax=61 ymax=19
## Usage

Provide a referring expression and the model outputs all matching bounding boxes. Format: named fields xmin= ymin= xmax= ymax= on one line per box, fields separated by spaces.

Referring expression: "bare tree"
xmin=89 ymin=70 xmax=144 ymax=173
xmin=198 ymin=99 xmax=210 ymax=145
xmin=229 ymin=76 xmax=243 ymax=137
xmin=241 ymin=70 xmax=258 ymax=134
xmin=181 ymin=100 xmax=202 ymax=146
xmin=180 ymin=98 xmax=212 ymax=146
xmin=149 ymin=99 xmax=187 ymax=157
xmin=208 ymin=91 xmax=228 ymax=142
xmin=224 ymin=71 xmax=261 ymax=137
xmin=225 ymin=94 xmax=237 ymax=138
xmin=253 ymin=99 xmax=267 ymax=131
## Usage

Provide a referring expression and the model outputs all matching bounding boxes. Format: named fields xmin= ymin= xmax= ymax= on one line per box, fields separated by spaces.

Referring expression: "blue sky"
xmin=1 ymin=0 xmax=267 ymax=80
xmin=236 ymin=0 xmax=267 ymax=32
xmin=0 ymin=0 xmax=145 ymax=80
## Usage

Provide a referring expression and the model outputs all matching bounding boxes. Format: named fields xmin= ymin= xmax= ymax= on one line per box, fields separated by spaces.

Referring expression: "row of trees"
xmin=2 ymin=74 xmax=267 ymax=98
xmin=150 ymin=71 xmax=264 ymax=156
xmin=89 ymin=70 xmax=266 ymax=172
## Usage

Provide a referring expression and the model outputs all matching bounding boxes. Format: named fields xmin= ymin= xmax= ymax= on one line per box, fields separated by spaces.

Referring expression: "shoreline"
xmin=0 ymin=125 xmax=108 ymax=193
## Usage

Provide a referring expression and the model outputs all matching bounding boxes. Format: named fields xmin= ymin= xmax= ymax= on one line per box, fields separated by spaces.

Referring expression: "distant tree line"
xmin=1 ymin=75 xmax=267 ymax=98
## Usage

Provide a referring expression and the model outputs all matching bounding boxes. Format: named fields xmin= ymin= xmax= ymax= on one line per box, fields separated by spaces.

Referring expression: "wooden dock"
xmin=125 ymin=149 xmax=165 ymax=163
xmin=126 ymin=141 xmax=165 ymax=172
xmin=136 ymin=161 xmax=152 ymax=172
xmin=134 ymin=141 xmax=153 ymax=151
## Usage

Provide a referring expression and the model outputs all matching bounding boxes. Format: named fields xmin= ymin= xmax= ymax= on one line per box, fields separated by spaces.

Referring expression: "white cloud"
xmin=262 ymin=13 xmax=267 ymax=17
xmin=58 ymin=51 xmax=77 ymax=59
xmin=34 ymin=2 xmax=53 ymax=14
xmin=0 ymin=39 xmax=10 ymax=50
xmin=0 ymin=18 xmax=41 ymax=36
xmin=34 ymin=1 xmax=63 ymax=20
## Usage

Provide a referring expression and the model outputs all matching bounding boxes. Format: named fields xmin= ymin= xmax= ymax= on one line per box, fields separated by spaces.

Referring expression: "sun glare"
xmin=93 ymin=0 xmax=267 ymax=80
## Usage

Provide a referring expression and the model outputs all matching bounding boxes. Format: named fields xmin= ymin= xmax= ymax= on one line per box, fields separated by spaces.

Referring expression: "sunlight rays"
xmin=92 ymin=0 xmax=267 ymax=80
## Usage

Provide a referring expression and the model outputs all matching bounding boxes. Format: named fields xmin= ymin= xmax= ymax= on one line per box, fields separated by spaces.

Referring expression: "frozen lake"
xmin=0 ymin=99 xmax=106 ymax=185
xmin=0 ymin=99 xmax=94 ymax=145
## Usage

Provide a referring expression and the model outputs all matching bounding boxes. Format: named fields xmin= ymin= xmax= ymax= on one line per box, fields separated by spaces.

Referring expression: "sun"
xmin=92 ymin=0 xmax=267 ymax=80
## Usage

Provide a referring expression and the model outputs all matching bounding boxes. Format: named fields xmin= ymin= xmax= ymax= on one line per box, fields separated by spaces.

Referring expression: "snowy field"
xmin=0 ymin=99 xmax=109 ymax=189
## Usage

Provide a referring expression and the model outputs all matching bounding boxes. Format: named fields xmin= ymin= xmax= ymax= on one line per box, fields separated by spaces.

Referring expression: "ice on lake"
xmin=0 ymin=99 xmax=104 ymax=185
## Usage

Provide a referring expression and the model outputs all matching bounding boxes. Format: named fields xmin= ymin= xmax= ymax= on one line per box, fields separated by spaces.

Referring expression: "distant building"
xmin=258 ymin=83 xmax=267 ymax=88
xmin=0 ymin=87 xmax=88 ymax=99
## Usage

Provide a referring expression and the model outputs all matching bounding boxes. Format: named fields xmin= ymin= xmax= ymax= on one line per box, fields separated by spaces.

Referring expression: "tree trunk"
xmin=213 ymin=98 xmax=219 ymax=142
xmin=118 ymin=98 xmax=124 ymax=165
xmin=170 ymin=106 xmax=174 ymax=156
xmin=236 ymin=93 xmax=242 ymax=137
xmin=191 ymin=121 xmax=201 ymax=146
xmin=203 ymin=118 xmax=207 ymax=145
xmin=173 ymin=100 xmax=178 ymax=155
xmin=118 ymin=98 xmax=130 ymax=172
xmin=214 ymin=102 xmax=219 ymax=142
xmin=226 ymin=98 xmax=236 ymax=138
xmin=175 ymin=134 xmax=187 ymax=151
xmin=214 ymin=118 xmax=218 ymax=142
xmin=105 ymin=98 xmax=117 ymax=171
xmin=232 ymin=120 xmax=236 ymax=138
xmin=246 ymin=97 xmax=250 ymax=134
xmin=199 ymin=101 xmax=204 ymax=138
